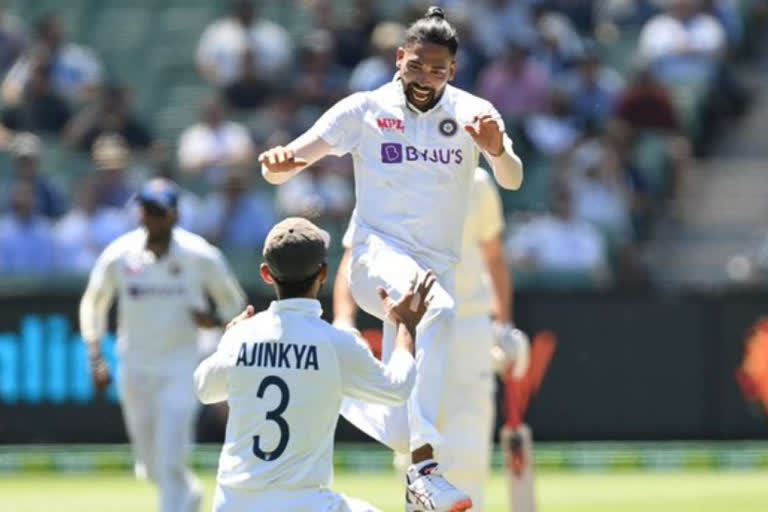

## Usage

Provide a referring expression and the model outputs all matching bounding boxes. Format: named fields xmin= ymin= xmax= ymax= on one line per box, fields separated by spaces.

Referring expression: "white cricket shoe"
xmin=405 ymin=459 xmax=473 ymax=512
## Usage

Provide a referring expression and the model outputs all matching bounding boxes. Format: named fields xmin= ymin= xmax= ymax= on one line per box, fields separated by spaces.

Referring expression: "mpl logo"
xmin=377 ymin=118 xmax=405 ymax=133
xmin=381 ymin=143 xmax=403 ymax=163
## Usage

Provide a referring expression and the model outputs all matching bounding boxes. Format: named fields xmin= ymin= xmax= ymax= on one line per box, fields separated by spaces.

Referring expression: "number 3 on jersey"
xmin=252 ymin=375 xmax=290 ymax=461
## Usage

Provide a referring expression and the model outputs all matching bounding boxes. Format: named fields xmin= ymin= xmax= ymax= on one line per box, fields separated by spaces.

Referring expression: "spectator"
xmin=196 ymin=0 xmax=292 ymax=89
xmin=53 ymin=177 xmax=131 ymax=274
xmin=614 ymin=67 xmax=681 ymax=133
xmin=314 ymin=0 xmax=381 ymax=69
xmin=222 ymin=46 xmax=272 ymax=111
xmin=293 ymin=29 xmax=348 ymax=109
xmin=0 ymin=5 xmax=25 ymax=78
xmin=506 ymin=183 xmax=609 ymax=276
xmin=2 ymin=12 xmax=102 ymax=105
xmin=275 ymin=156 xmax=354 ymax=221
xmin=177 ymin=96 xmax=255 ymax=186
xmin=563 ymin=45 xmax=624 ymax=129
xmin=5 ymin=132 xmax=64 ymax=218
xmin=250 ymin=93 xmax=311 ymax=147
xmin=348 ymin=21 xmax=405 ymax=92
xmin=636 ymin=0 xmax=726 ymax=85
xmin=476 ymin=40 xmax=551 ymax=119
xmin=523 ymin=88 xmax=582 ymax=158
xmin=91 ymin=134 xmax=135 ymax=209
xmin=0 ymin=180 xmax=55 ymax=274
xmin=196 ymin=170 xmax=274 ymax=250
xmin=64 ymin=84 xmax=153 ymax=154
xmin=1 ymin=49 xmax=72 ymax=135
xmin=468 ymin=0 xmax=536 ymax=60
xmin=531 ymin=4 xmax=585 ymax=75
xmin=559 ymin=138 xmax=634 ymax=242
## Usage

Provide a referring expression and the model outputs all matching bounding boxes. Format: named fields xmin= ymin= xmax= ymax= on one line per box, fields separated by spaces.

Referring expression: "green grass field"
xmin=2 ymin=470 xmax=767 ymax=511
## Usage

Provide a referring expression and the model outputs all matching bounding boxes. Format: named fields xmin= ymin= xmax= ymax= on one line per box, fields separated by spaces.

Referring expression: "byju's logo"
xmin=380 ymin=143 xmax=464 ymax=165
xmin=381 ymin=143 xmax=403 ymax=163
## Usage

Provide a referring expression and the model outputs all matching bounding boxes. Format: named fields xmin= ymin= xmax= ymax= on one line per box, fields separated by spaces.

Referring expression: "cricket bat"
xmin=502 ymin=330 xmax=557 ymax=512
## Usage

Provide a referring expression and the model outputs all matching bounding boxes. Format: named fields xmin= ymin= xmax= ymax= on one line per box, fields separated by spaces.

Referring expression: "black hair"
xmin=273 ymin=263 xmax=326 ymax=299
xmin=404 ymin=6 xmax=459 ymax=56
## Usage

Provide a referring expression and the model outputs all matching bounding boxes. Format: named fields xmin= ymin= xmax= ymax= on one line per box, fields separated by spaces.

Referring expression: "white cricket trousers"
xmin=212 ymin=485 xmax=381 ymax=512
xmin=438 ymin=313 xmax=495 ymax=511
xmin=343 ymin=312 xmax=495 ymax=510
xmin=344 ymin=233 xmax=456 ymax=452
xmin=119 ymin=364 xmax=201 ymax=512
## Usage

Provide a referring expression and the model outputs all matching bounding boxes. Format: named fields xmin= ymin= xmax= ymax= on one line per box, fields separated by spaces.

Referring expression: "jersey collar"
xmin=269 ymin=298 xmax=323 ymax=317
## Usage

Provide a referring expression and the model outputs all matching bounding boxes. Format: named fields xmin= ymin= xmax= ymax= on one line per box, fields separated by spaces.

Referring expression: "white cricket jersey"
xmin=455 ymin=168 xmax=505 ymax=317
xmin=308 ymin=79 xmax=510 ymax=274
xmin=194 ymin=298 xmax=415 ymax=492
xmin=79 ymin=227 xmax=246 ymax=372
xmin=342 ymin=168 xmax=505 ymax=318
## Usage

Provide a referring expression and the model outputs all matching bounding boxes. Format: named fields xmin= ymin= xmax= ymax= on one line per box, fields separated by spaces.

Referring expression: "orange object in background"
xmin=736 ymin=318 xmax=768 ymax=416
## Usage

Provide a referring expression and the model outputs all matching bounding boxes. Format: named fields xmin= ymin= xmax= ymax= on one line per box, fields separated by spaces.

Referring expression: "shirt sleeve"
xmin=473 ymin=171 xmax=505 ymax=243
xmin=336 ymin=330 xmax=415 ymax=406
xmin=78 ymin=245 xmax=119 ymax=344
xmin=194 ymin=333 xmax=233 ymax=404
xmin=201 ymin=246 xmax=247 ymax=324
xmin=306 ymin=93 xmax=367 ymax=156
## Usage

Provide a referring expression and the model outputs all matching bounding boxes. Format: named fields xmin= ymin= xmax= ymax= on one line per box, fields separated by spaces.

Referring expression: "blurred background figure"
xmin=476 ymin=39 xmax=550 ymax=120
xmin=90 ymin=134 xmax=136 ymax=210
xmin=1 ymin=49 xmax=72 ymax=135
xmin=53 ymin=176 xmax=131 ymax=274
xmin=64 ymin=84 xmax=154 ymax=154
xmin=348 ymin=21 xmax=405 ymax=92
xmin=507 ymin=183 xmax=609 ymax=285
xmin=2 ymin=11 xmax=102 ymax=106
xmin=196 ymin=0 xmax=292 ymax=91
xmin=177 ymin=95 xmax=255 ymax=186
xmin=0 ymin=180 xmax=55 ymax=275
xmin=4 ymin=132 xmax=64 ymax=218
xmin=0 ymin=3 xmax=26 ymax=78
xmin=196 ymin=169 xmax=274 ymax=251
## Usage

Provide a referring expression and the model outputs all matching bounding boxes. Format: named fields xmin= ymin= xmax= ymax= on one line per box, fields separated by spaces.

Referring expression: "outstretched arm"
xmin=259 ymin=131 xmax=333 ymax=185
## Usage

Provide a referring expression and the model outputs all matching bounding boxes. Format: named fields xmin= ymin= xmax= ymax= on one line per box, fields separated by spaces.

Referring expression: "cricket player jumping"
xmin=334 ymin=168 xmax=531 ymax=511
xmin=79 ymin=178 xmax=247 ymax=512
xmin=194 ymin=217 xmax=434 ymax=512
xmin=258 ymin=7 xmax=523 ymax=510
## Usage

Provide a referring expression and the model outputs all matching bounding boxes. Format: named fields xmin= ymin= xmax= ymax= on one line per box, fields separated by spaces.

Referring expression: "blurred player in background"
xmin=79 ymin=178 xmax=246 ymax=512
xmin=194 ymin=217 xmax=432 ymax=512
xmin=258 ymin=7 xmax=523 ymax=510
xmin=334 ymin=168 xmax=531 ymax=511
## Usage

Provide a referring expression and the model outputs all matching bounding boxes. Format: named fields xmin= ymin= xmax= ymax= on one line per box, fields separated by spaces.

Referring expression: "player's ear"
xmin=260 ymin=263 xmax=274 ymax=286
xmin=395 ymin=46 xmax=405 ymax=67
xmin=448 ymin=59 xmax=457 ymax=82
xmin=317 ymin=262 xmax=329 ymax=285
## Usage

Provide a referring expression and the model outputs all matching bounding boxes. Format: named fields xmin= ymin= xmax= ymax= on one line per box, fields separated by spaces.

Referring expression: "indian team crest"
xmin=439 ymin=118 xmax=458 ymax=137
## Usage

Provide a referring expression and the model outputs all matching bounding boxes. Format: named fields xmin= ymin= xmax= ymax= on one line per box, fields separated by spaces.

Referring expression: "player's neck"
xmin=145 ymin=236 xmax=172 ymax=258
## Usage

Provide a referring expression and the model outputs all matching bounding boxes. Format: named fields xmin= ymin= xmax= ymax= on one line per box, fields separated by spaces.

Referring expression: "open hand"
xmin=258 ymin=146 xmax=308 ymax=174
xmin=378 ymin=270 xmax=437 ymax=334
xmin=465 ymin=115 xmax=504 ymax=157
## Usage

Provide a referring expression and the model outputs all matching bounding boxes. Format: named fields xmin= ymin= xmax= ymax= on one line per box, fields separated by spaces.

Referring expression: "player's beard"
xmin=405 ymin=82 xmax=437 ymax=110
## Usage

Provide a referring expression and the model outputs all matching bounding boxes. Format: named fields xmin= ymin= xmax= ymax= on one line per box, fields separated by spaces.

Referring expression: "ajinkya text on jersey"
xmin=236 ymin=342 xmax=319 ymax=370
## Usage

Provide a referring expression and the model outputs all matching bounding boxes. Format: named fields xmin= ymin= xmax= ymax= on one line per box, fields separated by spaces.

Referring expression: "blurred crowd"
xmin=0 ymin=0 xmax=766 ymax=289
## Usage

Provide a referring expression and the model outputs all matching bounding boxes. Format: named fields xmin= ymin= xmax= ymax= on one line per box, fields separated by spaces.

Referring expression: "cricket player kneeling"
xmin=194 ymin=217 xmax=435 ymax=512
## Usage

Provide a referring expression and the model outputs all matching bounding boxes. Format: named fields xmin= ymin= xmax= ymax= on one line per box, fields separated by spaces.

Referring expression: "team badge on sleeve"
xmin=439 ymin=118 xmax=458 ymax=137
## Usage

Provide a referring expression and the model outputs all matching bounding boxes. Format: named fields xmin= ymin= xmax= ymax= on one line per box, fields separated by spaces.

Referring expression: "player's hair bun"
xmin=425 ymin=6 xmax=445 ymax=20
